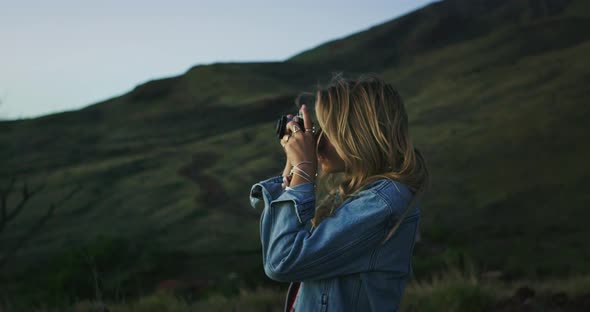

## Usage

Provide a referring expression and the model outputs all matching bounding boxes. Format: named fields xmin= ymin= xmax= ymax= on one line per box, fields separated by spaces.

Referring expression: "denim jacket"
xmin=249 ymin=175 xmax=421 ymax=312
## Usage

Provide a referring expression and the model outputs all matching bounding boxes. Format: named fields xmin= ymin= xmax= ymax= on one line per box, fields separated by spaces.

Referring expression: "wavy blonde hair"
xmin=310 ymin=73 xmax=430 ymax=227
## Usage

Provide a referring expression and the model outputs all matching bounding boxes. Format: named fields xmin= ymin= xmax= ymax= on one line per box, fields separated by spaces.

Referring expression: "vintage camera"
xmin=275 ymin=92 xmax=316 ymax=140
xmin=276 ymin=113 xmax=305 ymax=140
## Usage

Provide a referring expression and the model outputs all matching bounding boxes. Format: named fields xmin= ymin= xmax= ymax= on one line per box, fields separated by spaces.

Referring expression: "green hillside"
xmin=1 ymin=0 xmax=589 ymax=304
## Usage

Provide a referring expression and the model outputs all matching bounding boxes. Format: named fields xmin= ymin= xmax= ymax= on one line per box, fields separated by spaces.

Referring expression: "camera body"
xmin=276 ymin=112 xmax=305 ymax=140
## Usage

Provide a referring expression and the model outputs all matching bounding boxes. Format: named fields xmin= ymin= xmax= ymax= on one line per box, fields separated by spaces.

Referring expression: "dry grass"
xmin=3 ymin=270 xmax=590 ymax=312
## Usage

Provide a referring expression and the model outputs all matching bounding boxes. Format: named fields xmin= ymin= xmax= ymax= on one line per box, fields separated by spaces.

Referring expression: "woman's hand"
xmin=281 ymin=114 xmax=294 ymax=189
xmin=280 ymin=105 xmax=317 ymax=187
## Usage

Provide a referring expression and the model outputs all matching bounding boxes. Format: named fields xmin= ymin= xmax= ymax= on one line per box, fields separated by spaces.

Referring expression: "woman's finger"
xmin=286 ymin=120 xmax=301 ymax=133
xmin=301 ymin=104 xmax=313 ymax=131
xmin=282 ymin=134 xmax=291 ymax=143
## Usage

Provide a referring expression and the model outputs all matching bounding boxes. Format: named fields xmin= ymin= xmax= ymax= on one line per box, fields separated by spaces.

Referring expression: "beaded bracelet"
xmin=291 ymin=170 xmax=313 ymax=183
xmin=291 ymin=161 xmax=317 ymax=177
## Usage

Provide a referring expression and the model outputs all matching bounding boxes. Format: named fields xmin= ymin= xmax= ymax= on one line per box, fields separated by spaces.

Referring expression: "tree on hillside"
xmin=0 ymin=176 xmax=82 ymax=270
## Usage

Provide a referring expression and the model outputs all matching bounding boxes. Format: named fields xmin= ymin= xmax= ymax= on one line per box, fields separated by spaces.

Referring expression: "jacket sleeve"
xmin=250 ymin=178 xmax=395 ymax=282
xmin=249 ymin=175 xmax=285 ymax=211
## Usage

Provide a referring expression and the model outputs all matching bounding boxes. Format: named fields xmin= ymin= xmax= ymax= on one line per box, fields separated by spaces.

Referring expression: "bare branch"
xmin=5 ymin=182 xmax=46 ymax=225
xmin=0 ymin=176 xmax=17 ymax=234
xmin=0 ymin=183 xmax=82 ymax=269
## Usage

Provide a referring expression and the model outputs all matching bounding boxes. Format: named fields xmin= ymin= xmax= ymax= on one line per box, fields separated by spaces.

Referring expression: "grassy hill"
xmin=1 ymin=0 xmax=589 ymax=304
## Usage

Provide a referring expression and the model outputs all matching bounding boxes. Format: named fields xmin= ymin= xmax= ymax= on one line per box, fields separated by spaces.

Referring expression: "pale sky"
xmin=0 ymin=0 xmax=437 ymax=120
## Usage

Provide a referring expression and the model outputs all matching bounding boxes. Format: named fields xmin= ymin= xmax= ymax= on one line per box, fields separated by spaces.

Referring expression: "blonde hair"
xmin=311 ymin=73 xmax=430 ymax=227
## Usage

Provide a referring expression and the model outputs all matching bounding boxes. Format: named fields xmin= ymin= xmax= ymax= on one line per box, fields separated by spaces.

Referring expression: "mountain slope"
xmin=288 ymin=0 xmax=578 ymax=71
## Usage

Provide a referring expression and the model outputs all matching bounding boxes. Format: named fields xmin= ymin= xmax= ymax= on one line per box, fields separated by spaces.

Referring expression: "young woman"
xmin=249 ymin=73 xmax=429 ymax=311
